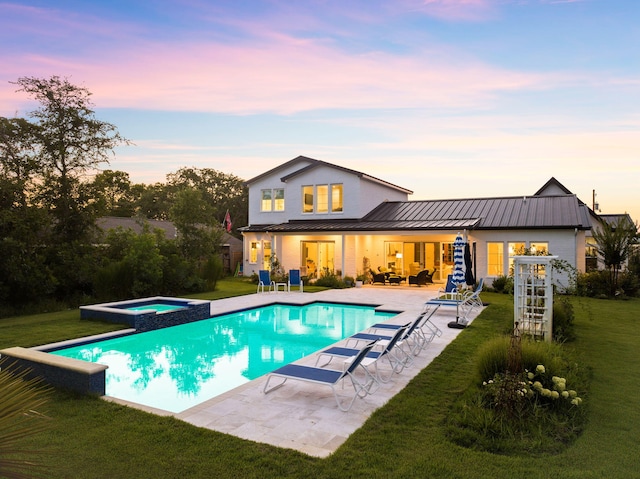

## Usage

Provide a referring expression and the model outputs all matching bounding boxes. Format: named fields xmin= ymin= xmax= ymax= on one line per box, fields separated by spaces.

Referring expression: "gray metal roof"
xmin=241 ymin=194 xmax=593 ymax=233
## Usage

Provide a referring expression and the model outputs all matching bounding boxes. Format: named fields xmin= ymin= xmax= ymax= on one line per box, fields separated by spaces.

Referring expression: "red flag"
xmin=223 ymin=210 xmax=232 ymax=232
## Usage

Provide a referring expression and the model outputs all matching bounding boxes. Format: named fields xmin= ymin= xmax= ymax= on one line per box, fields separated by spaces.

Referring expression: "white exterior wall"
xmin=247 ymin=162 xmax=409 ymax=226
xmin=472 ymin=229 xmax=582 ymax=290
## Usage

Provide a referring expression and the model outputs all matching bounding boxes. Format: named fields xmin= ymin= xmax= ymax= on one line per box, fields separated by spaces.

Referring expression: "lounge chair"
xmin=263 ymin=341 xmax=378 ymax=412
xmin=288 ymin=269 xmax=303 ymax=292
xmin=257 ymin=269 xmax=275 ymax=293
xmin=426 ymin=278 xmax=484 ymax=326
xmin=367 ymin=303 xmax=442 ymax=355
xmin=437 ymin=274 xmax=459 ymax=299
xmin=315 ymin=323 xmax=410 ymax=384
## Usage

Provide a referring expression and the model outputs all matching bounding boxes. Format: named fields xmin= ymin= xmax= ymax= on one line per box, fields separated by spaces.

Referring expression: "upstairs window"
xmin=301 ymin=184 xmax=343 ymax=214
xmin=317 ymin=185 xmax=329 ymax=213
xmin=261 ymin=188 xmax=285 ymax=212
xmin=331 ymin=184 xmax=343 ymax=212
xmin=261 ymin=190 xmax=272 ymax=212
xmin=274 ymin=188 xmax=285 ymax=211
xmin=302 ymin=185 xmax=314 ymax=213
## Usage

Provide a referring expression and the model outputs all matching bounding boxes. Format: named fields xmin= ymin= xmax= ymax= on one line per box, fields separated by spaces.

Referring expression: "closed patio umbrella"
xmin=448 ymin=233 xmax=467 ymax=330
xmin=464 ymin=242 xmax=475 ymax=286
xmin=451 ymin=233 xmax=466 ymax=286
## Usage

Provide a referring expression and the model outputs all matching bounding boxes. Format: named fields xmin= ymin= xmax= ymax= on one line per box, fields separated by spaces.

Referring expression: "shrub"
xmin=448 ymin=335 xmax=589 ymax=455
xmin=491 ymin=275 xmax=513 ymax=294
xmin=553 ymin=296 xmax=576 ymax=342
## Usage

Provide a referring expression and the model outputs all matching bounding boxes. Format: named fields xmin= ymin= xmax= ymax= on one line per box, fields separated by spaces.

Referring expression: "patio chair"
xmin=288 ymin=269 xmax=304 ymax=292
xmin=263 ymin=340 xmax=378 ymax=412
xmin=408 ymin=269 xmax=434 ymax=286
xmin=315 ymin=323 xmax=410 ymax=384
xmin=370 ymin=269 xmax=386 ymax=285
xmin=257 ymin=270 xmax=275 ymax=293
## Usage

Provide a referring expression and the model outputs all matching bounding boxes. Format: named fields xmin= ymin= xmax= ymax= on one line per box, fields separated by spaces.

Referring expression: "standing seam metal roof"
xmin=240 ymin=195 xmax=592 ymax=233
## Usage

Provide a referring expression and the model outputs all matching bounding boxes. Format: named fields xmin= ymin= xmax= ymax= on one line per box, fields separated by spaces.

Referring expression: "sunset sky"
xmin=1 ymin=0 xmax=638 ymax=222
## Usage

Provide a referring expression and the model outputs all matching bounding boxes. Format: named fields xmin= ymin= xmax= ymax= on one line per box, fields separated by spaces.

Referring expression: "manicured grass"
xmin=3 ymin=285 xmax=640 ymax=478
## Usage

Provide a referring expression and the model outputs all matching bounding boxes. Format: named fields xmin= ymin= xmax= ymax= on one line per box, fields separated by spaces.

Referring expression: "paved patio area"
xmin=105 ymin=284 xmax=482 ymax=457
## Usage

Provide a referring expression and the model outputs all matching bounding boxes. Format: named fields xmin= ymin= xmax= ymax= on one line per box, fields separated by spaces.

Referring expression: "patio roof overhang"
xmin=240 ymin=218 xmax=481 ymax=234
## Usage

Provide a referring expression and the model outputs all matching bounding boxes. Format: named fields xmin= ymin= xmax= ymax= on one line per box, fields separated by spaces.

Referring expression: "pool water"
xmin=125 ymin=304 xmax=186 ymax=312
xmin=53 ymin=302 xmax=396 ymax=413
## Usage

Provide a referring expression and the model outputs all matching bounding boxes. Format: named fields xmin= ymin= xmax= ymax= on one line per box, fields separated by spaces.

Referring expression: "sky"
xmin=1 ymin=0 xmax=639 ymax=222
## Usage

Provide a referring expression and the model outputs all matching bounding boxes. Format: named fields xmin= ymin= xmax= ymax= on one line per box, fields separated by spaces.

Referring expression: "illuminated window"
xmin=530 ymin=242 xmax=548 ymax=255
xmin=508 ymin=242 xmax=525 ymax=275
xmin=274 ymin=188 xmax=284 ymax=211
xmin=263 ymin=241 xmax=272 ymax=270
xmin=331 ymin=184 xmax=343 ymax=212
xmin=302 ymin=186 xmax=314 ymax=213
xmin=487 ymin=242 xmax=504 ymax=276
xmin=250 ymin=242 xmax=258 ymax=263
xmin=317 ymin=185 xmax=329 ymax=213
xmin=261 ymin=190 xmax=272 ymax=212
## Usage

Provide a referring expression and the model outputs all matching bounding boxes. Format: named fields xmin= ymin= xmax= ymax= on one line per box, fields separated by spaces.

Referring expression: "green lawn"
xmin=3 ymin=284 xmax=639 ymax=478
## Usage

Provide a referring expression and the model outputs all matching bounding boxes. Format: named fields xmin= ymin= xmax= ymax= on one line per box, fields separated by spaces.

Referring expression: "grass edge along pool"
xmin=80 ymin=296 xmax=211 ymax=332
xmin=53 ymin=301 xmax=398 ymax=413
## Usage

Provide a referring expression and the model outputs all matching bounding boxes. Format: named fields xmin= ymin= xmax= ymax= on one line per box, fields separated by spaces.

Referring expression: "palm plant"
xmin=0 ymin=359 xmax=51 ymax=479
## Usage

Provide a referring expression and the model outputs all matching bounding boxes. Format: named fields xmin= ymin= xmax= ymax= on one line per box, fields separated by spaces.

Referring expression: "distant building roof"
xmin=97 ymin=216 xmax=242 ymax=247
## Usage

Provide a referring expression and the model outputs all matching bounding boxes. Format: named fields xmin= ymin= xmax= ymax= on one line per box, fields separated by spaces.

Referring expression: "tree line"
xmin=0 ymin=76 xmax=247 ymax=315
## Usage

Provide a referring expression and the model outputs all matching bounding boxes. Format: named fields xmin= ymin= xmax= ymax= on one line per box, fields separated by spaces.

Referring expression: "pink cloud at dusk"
xmin=2 ymin=36 xmax=557 ymax=116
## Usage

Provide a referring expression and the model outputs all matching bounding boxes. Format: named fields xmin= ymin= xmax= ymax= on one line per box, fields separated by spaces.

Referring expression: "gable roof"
xmin=534 ymin=177 xmax=573 ymax=196
xmin=244 ymin=155 xmax=413 ymax=194
xmin=241 ymin=194 xmax=592 ymax=233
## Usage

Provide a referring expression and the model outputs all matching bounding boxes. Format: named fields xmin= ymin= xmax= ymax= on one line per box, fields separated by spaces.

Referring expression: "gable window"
xmin=302 ymin=184 xmax=344 ymax=214
xmin=261 ymin=190 xmax=272 ymax=212
xmin=331 ymin=184 xmax=343 ymax=212
xmin=261 ymin=188 xmax=285 ymax=212
xmin=317 ymin=185 xmax=329 ymax=213
xmin=487 ymin=242 xmax=504 ymax=276
xmin=274 ymin=188 xmax=285 ymax=211
xmin=302 ymin=186 xmax=314 ymax=213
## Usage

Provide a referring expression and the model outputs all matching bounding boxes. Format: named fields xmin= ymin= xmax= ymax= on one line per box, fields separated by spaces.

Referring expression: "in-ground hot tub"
xmin=80 ymin=296 xmax=211 ymax=332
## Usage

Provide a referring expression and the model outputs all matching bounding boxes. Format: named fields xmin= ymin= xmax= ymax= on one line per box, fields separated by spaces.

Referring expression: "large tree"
xmin=13 ymin=76 xmax=130 ymax=242
xmin=166 ymin=167 xmax=247 ymax=235
xmin=592 ymin=216 xmax=638 ymax=295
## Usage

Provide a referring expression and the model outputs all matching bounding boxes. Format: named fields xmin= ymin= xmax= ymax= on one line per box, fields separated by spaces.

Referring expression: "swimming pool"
xmin=52 ymin=302 xmax=397 ymax=413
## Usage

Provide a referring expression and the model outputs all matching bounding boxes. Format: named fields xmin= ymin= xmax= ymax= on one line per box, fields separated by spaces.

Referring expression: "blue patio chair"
xmin=316 ymin=323 xmax=410 ymax=384
xmin=263 ymin=340 xmax=378 ymax=412
xmin=288 ymin=269 xmax=303 ymax=292
xmin=257 ymin=270 xmax=275 ymax=293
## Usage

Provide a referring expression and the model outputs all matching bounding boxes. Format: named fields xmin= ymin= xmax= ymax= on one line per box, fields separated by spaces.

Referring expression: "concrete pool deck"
xmin=103 ymin=285 xmax=483 ymax=457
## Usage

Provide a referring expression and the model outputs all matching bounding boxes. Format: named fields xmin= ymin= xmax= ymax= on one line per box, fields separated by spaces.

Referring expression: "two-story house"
xmin=241 ymin=155 xmax=600 ymax=288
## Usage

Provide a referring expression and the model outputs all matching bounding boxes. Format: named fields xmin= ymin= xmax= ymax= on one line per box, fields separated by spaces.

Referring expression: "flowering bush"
xmin=482 ymin=363 xmax=582 ymax=418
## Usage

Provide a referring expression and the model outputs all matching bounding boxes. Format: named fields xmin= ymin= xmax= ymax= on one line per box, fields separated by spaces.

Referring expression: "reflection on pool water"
xmin=125 ymin=303 xmax=186 ymax=313
xmin=53 ymin=302 xmax=396 ymax=413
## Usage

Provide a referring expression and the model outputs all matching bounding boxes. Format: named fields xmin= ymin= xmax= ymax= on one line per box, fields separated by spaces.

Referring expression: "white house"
xmin=240 ymin=156 xmax=601 ymax=288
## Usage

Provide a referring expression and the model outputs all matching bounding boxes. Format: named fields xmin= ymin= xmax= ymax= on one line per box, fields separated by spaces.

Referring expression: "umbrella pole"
xmin=447 ymin=291 xmax=466 ymax=329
